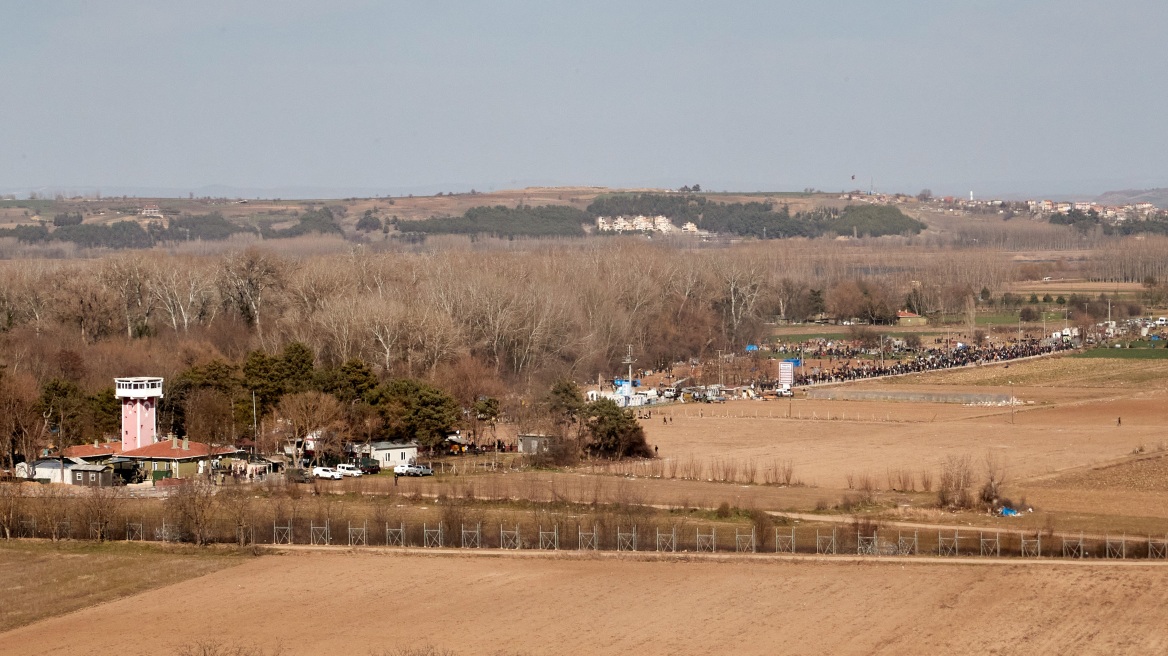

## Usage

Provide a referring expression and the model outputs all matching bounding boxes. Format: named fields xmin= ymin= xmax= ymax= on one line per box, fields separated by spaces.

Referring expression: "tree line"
xmin=0 ymin=209 xmax=348 ymax=249
xmin=401 ymin=204 xmax=589 ymax=238
xmin=0 ymin=237 xmax=1099 ymax=466
xmin=587 ymin=194 xmax=925 ymax=238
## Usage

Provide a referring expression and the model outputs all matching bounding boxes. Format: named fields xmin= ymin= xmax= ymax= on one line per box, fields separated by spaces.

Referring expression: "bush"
xmin=937 ymin=455 xmax=973 ymax=510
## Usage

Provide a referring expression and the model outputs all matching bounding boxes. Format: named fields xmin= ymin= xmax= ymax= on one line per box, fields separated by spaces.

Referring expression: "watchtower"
xmin=115 ymin=377 xmax=164 ymax=452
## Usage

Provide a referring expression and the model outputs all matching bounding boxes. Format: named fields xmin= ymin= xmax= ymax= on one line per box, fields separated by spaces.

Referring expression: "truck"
xmin=393 ymin=463 xmax=433 ymax=477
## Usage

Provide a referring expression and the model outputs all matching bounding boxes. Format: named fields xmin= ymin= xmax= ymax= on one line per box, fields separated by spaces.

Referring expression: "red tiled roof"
xmin=120 ymin=440 xmax=239 ymax=460
xmin=62 ymin=443 xmax=122 ymax=458
xmin=897 ymin=310 xmax=921 ymax=318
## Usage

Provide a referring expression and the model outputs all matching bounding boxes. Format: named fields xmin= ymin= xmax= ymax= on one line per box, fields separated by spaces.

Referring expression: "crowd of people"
xmin=790 ymin=337 xmax=1074 ymax=386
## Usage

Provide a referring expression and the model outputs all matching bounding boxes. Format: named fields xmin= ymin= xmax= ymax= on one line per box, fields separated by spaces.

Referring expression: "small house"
xmin=517 ymin=434 xmax=552 ymax=454
xmin=357 ymin=441 xmax=419 ymax=466
xmin=70 ymin=464 xmax=115 ymax=487
xmin=896 ymin=310 xmax=927 ymax=327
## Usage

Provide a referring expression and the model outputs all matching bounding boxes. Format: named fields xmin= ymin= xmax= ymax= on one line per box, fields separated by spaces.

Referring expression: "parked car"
xmin=312 ymin=466 xmax=343 ymax=480
xmin=393 ymin=463 xmax=433 ymax=477
xmin=335 ymin=463 xmax=364 ymax=477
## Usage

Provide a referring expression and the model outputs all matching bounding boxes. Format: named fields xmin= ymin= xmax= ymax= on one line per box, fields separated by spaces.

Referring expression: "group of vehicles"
xmin=307 ymin=460 xmax=433 ymax=480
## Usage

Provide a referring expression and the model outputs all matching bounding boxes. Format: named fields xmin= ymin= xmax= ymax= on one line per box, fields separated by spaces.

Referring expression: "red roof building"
xmin=62 ymin=442 xmax=123 ymax=460
xmin=120 ymin=438 xmax=238 ymax=460
xmin=897 ymin=310 xmax=927 ymax=327
xmin=120 ymin=438 xmax=241 ymax=481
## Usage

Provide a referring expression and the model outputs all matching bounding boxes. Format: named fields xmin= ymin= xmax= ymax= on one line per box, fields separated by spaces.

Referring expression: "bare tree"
xmin=0 ymin=483 xmax=26 ymax=540
xmin=166 ymin=479 xmax=218 ymax=545
xmin=151 ymin=257 xmax=218 ymax=332
xmin=51 ymin=269 xmax=120 ymax=343
xmin=218 ymin=249 xmax=288 ymax=347
xmin=100 ymin=256 xmax=156 ymax=339
xmin=79 ymin=485 xmax=125 ymax=541
xmin=277 ymin=391 xmax=343 ymax=466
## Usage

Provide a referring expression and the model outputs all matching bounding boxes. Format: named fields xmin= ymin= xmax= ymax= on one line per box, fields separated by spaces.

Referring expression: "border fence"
xmin=5 ymin=506 xmax=1168 ymax=563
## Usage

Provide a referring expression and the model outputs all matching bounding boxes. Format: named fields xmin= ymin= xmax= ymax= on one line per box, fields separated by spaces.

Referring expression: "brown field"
xmin=4 ymin=550 xmax=1168 ymax=656
xmin=0 ymin=541 xmax=238 ymax=633
xmin=643 ymin=366 xmax=1166 ymax=493
xmin=1007 ymin=279 xmax=1143 ymax=295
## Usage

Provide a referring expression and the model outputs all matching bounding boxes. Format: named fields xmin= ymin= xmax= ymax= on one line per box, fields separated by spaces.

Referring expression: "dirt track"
xmin=4 ymin=551 xmax=1167 ymax=655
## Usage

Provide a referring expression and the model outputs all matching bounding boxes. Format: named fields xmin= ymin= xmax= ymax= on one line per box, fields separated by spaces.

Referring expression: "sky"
xmin=2 ymin=1 xmax=1167 ymax=199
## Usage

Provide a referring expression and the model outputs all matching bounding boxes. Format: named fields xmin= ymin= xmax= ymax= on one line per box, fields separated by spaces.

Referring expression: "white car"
xmin=335 ymin=464 xmax=363 ymax=477
xmin=312 ymin=466 xmax=342 ymax=480
xmin=393 ymin=463 xmax=433 ymax=477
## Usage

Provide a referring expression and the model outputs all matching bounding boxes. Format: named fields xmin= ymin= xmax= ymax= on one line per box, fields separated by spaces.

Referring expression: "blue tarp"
xmin=1000 ymin=507 xmax=1019 ymax=517
xmin=745 ymin=344 xmax=759 ymax=352
xmin=783 ymin=359 xmax=802 ymax=366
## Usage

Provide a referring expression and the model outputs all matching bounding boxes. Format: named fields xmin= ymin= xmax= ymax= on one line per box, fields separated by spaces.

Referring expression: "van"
xmin=1157 ymin=317 xmax=1167 ymax=327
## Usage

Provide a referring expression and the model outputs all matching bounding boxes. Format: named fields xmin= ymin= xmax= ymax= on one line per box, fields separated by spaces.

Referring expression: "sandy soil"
xmin=642 ymin=394 xmax=1153 ymax=489
xmin=4 ymin=551 xmax=1168 ymax=656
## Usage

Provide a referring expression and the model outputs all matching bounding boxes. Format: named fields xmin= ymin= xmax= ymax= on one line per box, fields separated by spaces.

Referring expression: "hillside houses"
xmin=596 ymin=215 xmax=708 ymax=236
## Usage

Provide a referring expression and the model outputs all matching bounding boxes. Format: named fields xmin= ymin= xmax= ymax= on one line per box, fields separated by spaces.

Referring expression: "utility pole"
xmin=1009 ymin=380 xmax=1015 ymax=424
xmin=715 ymin=349 xmax=725 ymax=387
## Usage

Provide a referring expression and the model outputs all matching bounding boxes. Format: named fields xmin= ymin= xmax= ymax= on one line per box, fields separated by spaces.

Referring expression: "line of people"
xmin=793 ymin=338 xmax=1073 ymax=386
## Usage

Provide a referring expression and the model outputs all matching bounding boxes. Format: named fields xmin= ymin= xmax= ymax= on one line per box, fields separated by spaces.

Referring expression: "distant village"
xmin=594 ymin=215 xmax=708 ymax=236
xmin=842 ymin=191 xmax=1165 ymax=224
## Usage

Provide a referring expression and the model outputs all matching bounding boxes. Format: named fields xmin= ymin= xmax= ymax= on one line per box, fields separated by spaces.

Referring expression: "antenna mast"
xmin=622 ymin=345 xmax=635 ymax=387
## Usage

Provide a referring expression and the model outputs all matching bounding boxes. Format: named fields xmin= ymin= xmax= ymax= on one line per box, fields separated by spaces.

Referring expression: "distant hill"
xmin=1095 ymin=188 xmax=1168 ymax=209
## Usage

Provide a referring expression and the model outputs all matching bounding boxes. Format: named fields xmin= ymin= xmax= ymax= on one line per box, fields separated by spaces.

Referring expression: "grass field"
xmin=1074 ymin=347 xmax=1168 ymax=359
xmin=0 ymin=541 xmax=242 ymax=633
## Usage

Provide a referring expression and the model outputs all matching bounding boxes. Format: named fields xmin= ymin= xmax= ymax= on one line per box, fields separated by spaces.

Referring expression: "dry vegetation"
xmin=0 ymin=540 xmax=240 ymax=632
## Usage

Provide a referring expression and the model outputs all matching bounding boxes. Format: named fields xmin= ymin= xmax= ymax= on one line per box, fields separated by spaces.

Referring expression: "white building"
xmin=653 ymin=215 xmax=677 ymax=232
xmin=15 ymin=459 xmax=74 ymax=484
xmin=355 ymin=441 xmax=419 ymax=466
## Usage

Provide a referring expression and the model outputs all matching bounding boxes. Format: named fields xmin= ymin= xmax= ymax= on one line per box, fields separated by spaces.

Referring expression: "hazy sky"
xmin=3 ymin=1 xmax=1166 ymax=198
